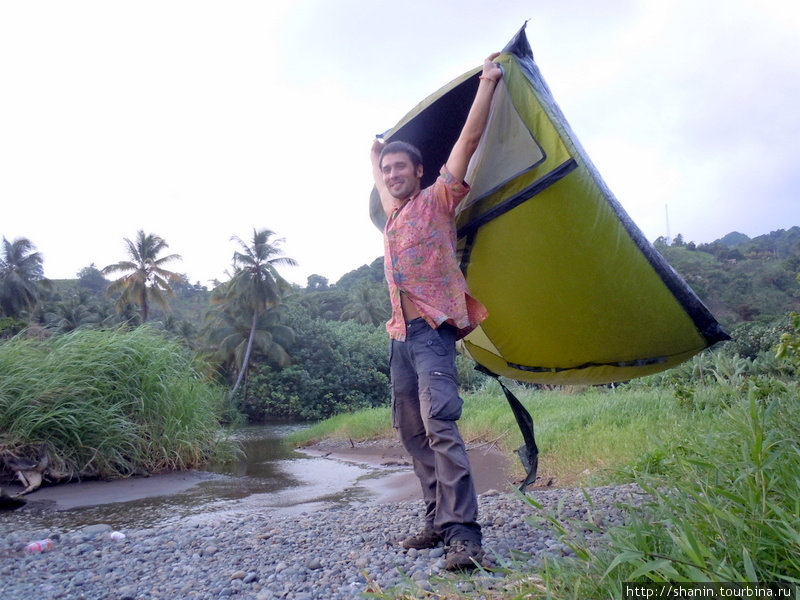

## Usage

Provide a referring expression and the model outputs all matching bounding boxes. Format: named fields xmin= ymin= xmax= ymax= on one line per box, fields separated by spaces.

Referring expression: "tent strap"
xmin=475 ymin=365 xmax=538 ymax=491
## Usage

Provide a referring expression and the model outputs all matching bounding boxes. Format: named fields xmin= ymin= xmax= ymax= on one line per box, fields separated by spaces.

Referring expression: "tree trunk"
xmin=141 ymin=288 xmax=149 ymax=323
xmin=229 ymin=310 xmax=257 ymax=400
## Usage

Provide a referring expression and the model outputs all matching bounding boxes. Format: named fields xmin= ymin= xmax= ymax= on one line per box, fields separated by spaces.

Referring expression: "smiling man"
xmin=369 ymin=52 xmax=502 ymax=571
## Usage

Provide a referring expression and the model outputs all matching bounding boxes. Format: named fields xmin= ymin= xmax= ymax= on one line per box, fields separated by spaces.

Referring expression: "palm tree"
xmin=48 ymin=290 xmax=100 ymax=333
xmin=102 ymin=231 xmax=185 ymax=323
xmin=299 ymin=288 xmax=348 ymax=321
xmin=0 ymin=237 xmax=47 ymax=319
xmin=341 ymin=283 xmax=390 ymax=326
xmin=216 ymin=228 xmax=297 ymax=397
xmin=202 ymin=301 xmax=294 ymax=386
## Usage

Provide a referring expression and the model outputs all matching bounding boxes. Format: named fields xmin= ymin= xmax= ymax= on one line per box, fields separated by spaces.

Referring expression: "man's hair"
xmin=379 ymin=140 xmax=424 ymax=170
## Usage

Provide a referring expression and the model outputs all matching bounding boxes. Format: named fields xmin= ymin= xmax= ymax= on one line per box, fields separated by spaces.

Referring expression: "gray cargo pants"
xmin=389 ymin=318 xmax=481 ymax=545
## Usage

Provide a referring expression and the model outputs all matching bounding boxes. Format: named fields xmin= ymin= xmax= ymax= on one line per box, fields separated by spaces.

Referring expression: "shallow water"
xmin=0 ymin=424 xmax=380 ymax=534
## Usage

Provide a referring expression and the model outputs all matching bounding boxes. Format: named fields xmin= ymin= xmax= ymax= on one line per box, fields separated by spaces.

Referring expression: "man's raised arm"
xmin=445 ymin=52 xmax=503 ymax=183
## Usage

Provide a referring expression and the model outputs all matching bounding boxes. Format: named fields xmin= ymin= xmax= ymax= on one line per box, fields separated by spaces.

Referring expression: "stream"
xmin=0 ymin=425 xmax=394 ymax=534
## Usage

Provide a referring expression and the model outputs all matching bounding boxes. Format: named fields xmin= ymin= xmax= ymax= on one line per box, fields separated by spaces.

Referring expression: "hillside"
xmin=657 ymin=226 xmax=800 ymax=327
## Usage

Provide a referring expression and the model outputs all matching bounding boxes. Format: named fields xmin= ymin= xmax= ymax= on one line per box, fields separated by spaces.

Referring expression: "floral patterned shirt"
xmin=383 ymin=166 xmax=488 ymax=341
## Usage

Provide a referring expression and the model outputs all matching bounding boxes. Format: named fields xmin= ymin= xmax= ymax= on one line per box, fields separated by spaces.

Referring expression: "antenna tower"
xmin=665 ymin=204 xmax=671 ymax=245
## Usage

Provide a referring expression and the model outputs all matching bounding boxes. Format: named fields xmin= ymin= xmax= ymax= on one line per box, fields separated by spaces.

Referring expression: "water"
xmin=0 ymin=424 xmax=381 ymax=534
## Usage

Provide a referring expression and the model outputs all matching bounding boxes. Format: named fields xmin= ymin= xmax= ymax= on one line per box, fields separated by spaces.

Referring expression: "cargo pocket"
xmin=428 ymin=370 xmax=463 ymax=420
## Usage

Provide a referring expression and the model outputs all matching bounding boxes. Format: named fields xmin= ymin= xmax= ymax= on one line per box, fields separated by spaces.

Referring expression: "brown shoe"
xmin=400 ymin=526 xmax=443 ymax=549
xmin=444 ymin=540 xmax=484 ymax=571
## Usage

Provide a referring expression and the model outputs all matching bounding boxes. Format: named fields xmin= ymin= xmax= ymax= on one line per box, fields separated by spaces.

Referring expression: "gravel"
xmin=0 ymin=483 xmax=646 ymax=600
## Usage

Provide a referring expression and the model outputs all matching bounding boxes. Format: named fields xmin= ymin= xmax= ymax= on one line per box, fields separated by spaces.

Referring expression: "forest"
xmin=1 ymin=225 xmax=799 ymax=423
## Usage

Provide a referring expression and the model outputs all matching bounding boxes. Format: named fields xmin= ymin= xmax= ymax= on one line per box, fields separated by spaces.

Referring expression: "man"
xmin=370 ymin=52 xmax=502 ymax=571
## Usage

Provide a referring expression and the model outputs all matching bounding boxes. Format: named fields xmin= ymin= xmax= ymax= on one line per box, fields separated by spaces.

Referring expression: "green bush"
xmin=0 ymin=326 xmax=234 ymax=480
xmin=238 ymin=309 xmax=389 ymax=421
xmin=0 ymin=316 xmax=26 ymax=338
xmin=726 ymin=315 xmax=795 ymax=359
xmin=456 ymin=353 xmax=490 ymax=391
xmin=775 ymin=311 xmax=800 ymax=369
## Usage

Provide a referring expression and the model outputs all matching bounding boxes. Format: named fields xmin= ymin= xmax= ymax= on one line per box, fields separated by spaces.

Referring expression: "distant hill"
xmin=658 ymin=226 xmax=800 ymax=327
xmin=718 ymin=231 xmax=750 ymax=248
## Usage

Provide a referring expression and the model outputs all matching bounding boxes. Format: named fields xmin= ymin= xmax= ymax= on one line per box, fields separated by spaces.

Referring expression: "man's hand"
xmin=371 ymin=137 xmax=385 ymax=168
xmin=481 ymin=52 xmax=503 ymax=83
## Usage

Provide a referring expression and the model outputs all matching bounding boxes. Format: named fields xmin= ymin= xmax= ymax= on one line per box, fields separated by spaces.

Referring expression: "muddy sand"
xmin=6 ymin=438 xmax=518 ymax=512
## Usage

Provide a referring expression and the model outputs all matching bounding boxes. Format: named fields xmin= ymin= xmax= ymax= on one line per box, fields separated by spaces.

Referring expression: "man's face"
xmin=380 ymin=152 xmax=423 ymax=201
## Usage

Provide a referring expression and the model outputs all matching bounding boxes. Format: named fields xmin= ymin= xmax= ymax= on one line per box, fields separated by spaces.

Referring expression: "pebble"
xmin=0 ymin=484 xmax=645 ymax=599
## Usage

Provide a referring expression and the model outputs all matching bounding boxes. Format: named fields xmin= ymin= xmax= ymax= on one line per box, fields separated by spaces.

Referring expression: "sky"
xmin=2 ymin=0 xmax=798 ymax=287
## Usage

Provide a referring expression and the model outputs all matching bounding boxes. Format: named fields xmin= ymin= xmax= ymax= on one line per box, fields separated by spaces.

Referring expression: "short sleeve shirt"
xmin=383 ymin=166 xmax=488 ymax=341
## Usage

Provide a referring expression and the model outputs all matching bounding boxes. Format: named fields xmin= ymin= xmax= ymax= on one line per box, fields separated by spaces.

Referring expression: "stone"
xmin=81 ymin=524 xmax=113 ymax=538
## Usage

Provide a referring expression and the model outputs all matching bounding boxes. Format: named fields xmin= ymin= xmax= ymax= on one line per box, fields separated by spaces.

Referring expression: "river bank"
xmin=0 ymin=438 xmax=644 ymax=599
xmin=1 ymin=436 xmax=515 ymax=523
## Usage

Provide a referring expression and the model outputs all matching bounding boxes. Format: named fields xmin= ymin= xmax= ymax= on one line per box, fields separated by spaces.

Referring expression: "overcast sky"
xmin=2 ymin=0 xmax=798 ymax=287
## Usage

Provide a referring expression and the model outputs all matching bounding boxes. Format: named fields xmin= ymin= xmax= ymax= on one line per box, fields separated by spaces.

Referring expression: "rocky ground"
xmin=0 ymin=481 xmax=645 ymax=600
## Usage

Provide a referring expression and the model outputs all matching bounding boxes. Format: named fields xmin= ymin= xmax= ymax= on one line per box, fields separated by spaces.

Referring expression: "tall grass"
xmin=287 ymin=406 xmax=393 ymax=446
xmin=0 ymin=327 xmax=235 ymax=480
xmin=523 ymin=388 xmax=800 ymax=598
xmin=292 ymin=380 xmax=724 ymax=487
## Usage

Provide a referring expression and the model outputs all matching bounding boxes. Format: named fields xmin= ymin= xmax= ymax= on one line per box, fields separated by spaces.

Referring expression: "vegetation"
xmin=202 ymin=229 xmax=298 ymax=398
xmin=0 ymin=236 xmax=47 ymax=320
xmin=523 ymin=393 xmax=800 ymax=597
xmin=654 ymin=226 xmax=800 ymax=326
xmin=0 ymin=327 xmax=236 ymax=483
xmin=0 ymin=225 xmax=797 ymax=466
xmin=102 ymin=230 xmax=185 ymax=323
xmin=236 ymin=303 xmax=389 ymax=421
xmin=0 ymin=225 xmax=797 ymax=424
xmin=297 ymin=257 xmax=388 ymax=325
xmin=775 ymin=273 xmax=800 ymax=369
xmin=201 ymin=253 xmax=389 ymax=421
xmin=3 ymin=227 xmax=797 ymax=343
xmin=202 ymin=303 xmax=295 ymax=396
